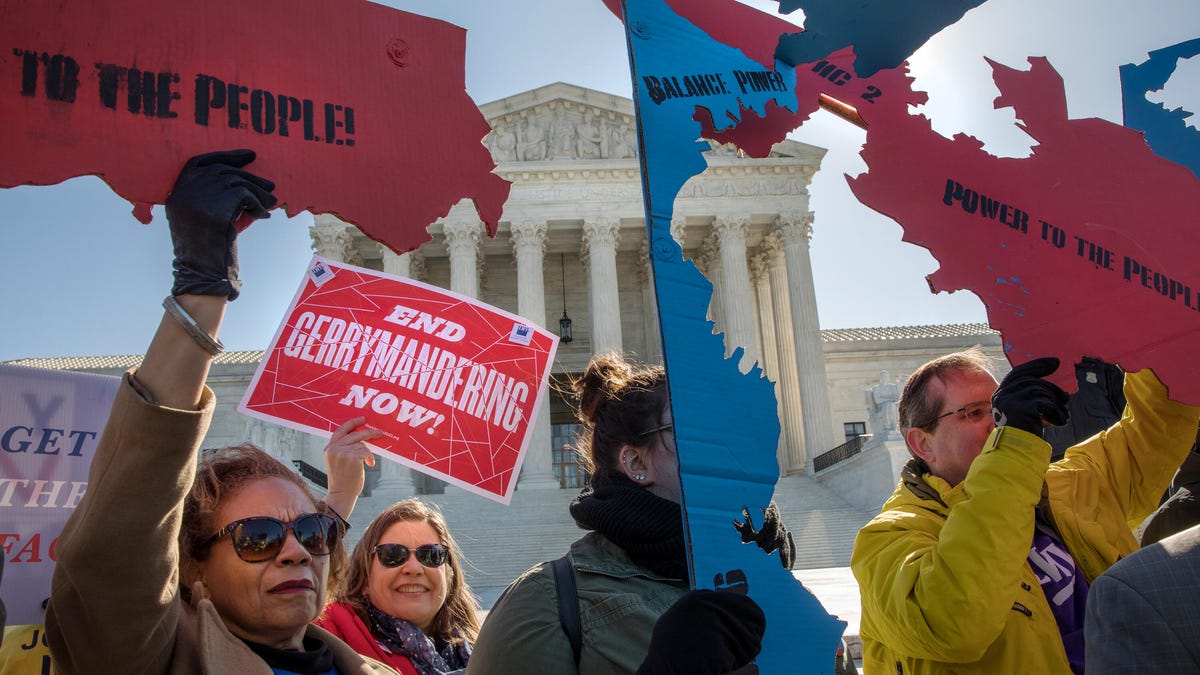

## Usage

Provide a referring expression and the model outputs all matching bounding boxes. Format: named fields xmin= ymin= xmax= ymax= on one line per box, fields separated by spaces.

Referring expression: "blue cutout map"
xmin=618 ymin=0 xmax=844 ymax=672
xmin=774 ymin=0 xmax=988 ymax=77
xmin=1120 ymin=38 xmax=1200 ymax=181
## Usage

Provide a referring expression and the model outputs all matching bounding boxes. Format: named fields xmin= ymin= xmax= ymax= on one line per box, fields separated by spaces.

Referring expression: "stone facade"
xmin=6 ymin=323 xmax=1005 ymax=586
xmin=823 ymin=324 xmax=1006 ymax=445
xmin=310 ymin=82 xmax=844 ymax=484
xmin=9 ymin=324 xmax=1006 ymax=493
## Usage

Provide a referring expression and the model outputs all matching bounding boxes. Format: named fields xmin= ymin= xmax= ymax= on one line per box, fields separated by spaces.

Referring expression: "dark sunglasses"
xmin=374 ymin=542 xmax=450 ymax=568
xmin=204 ymin=513 xmax=340 ymax=563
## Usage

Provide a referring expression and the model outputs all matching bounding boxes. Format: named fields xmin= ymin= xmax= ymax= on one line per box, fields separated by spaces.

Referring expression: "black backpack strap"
xmin=551 ymin=554 xmax=582 ymax=666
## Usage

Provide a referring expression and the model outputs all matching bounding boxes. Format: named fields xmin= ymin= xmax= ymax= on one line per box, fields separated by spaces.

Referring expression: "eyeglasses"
xmin=638 ymin=423 xmax=674 ymax=438
xmin=204 ymin=513 xmax=340 ymax=563
xmin=374 ymin=543 xmax=450 ymax=568
xmin=918 ymin=400 xmax=993 ymax=429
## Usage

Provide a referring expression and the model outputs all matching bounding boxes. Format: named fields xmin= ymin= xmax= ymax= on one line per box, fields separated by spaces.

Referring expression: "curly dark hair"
xmin=179 ymin=443 xmax=347 ymax=605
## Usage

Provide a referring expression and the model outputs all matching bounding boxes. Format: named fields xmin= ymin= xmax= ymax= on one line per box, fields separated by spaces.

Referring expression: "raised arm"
xmin=1061 ymin=367 xmax=1200 ymax=527
xmin=139 ymin=149 xmax=276 ymax=405
xmin=323 ymin=417 xmax=384 ymax=521
xmin=46 ymin=150 xmax=276 ymax=674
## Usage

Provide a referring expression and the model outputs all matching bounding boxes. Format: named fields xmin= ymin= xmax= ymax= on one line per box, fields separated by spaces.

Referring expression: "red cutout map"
xmin=849 ymin=58 xmax=1200 ymax=403
xmin=0 ymin=0 xmax=509 ymax=253
xmin=605 ymin=0 xmax=1200 ymax=403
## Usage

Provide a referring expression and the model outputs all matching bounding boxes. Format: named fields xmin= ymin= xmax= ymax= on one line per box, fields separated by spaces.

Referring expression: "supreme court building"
xmin=11 ymin=84 xmax=1005 ymax=576
xmin=304 ymin=80 xmax=845 ymax=492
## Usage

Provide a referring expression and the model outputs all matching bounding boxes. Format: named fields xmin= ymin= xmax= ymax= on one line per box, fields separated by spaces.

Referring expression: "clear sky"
xmin=2 ymin=0 xmax=1197 ymax=361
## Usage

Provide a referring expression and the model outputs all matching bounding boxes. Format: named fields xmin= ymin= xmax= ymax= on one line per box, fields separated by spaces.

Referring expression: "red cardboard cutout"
xmin=0 ymin=0 xmax=509 ymax=253
xmin=849 ymin=58 xmax=1200 ymax=403
xmin=240 ymin=258 xmax=558 ymax=503
xmin=604 ymin=0 xmax=1200 ymax=403
xmin=602 ymin=0 xmax=879 ymax=157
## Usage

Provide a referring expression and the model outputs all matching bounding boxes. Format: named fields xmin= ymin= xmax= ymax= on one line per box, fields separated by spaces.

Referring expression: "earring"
xmin=624 ymin=452 xmax=646 ymax=482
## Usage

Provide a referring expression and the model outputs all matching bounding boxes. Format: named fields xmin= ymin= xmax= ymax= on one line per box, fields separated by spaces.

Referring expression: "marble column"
xmin=712 ymin=216 xmax=758 ymax=373
xmin=381 ymin=247 xmax=428 ymax=283
xmin=311 ymin=215 xmax=359 ymax=264
xmin=751 ymin=252 xmax=786 ymax=474
xmin=669 ymin=216 xmax=687 ymax=249
xmin=511 ymin=220 xmax=559 ymax=489
xmin=372 ymin=244 xmax=418 ymax=500
xmin=775 ymin=212 xmax=837 ymax=470
xmin=698 ymin=234 xmax=723 ymax=329
xmin=380 ymin=247 xmax=412 ymax=278
xmin=442 ymin=219 xmax=482 ymax=298
xmin=582 ymin=218 xmax=623 ymax=354
xmin=750 ymin=255 xmax=780 ymax=383
xmin=639 ymin=240 xmax=663 ymax=364
xmin=763 ymin=234 xmax=807 ymax=474
xmin=370 ymin=458 xmax=417 ymax=503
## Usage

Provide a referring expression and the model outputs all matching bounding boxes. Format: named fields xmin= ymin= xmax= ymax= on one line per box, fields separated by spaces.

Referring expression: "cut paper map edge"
xmin=613 ymin=1 xmax=847 ymax=672
xmin=0 ymin=0 xmax=510 ymax=255
xmin=847 ymin=55 xmax=1200 ymax=404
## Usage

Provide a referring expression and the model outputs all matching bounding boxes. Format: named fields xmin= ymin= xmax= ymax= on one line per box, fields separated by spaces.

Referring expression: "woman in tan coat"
xmin=46 ymin=150 xmax=400 ymax=675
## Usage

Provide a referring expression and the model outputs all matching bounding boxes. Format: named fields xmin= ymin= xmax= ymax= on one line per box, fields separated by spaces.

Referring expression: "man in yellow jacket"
xmin=851 ymin=347 xmax=1200 ymax=674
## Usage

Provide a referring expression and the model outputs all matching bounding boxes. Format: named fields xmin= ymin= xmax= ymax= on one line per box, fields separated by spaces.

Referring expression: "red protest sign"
xmin=240 ymin=258 xmax=558 ymax=503
xmin=0 ymin=0 xmax=509 ymax=253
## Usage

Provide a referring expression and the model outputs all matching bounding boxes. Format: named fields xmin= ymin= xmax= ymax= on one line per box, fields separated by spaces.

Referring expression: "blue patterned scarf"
xmin=367 ymin=603 xmax=471 ymax=675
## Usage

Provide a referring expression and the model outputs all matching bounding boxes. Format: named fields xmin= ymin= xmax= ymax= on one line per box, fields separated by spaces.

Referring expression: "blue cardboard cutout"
xmin=1120 ymin=38 xmax=1200 ymax=181
xmin=615 ymin=0 xmax=844 ymax=672
xmin=774 ymin=0 xmax=989 ymax=77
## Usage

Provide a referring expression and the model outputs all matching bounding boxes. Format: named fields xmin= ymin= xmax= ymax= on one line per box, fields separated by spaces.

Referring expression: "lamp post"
xmin=558 ymin=253 xmax=573 ymax=343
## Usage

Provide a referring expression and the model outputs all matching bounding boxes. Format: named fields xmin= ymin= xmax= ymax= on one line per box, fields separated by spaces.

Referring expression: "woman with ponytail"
xmin=467 ymin=353 xmax=766 ymax=675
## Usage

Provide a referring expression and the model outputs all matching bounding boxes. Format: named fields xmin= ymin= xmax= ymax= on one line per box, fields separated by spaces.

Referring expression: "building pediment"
xmin=479 ymin=82 xmax=824 ymax=169
xmin=480 ymin=82 xmax=639 ymax=163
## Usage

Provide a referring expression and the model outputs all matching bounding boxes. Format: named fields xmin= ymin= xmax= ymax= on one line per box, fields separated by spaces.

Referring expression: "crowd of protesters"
xmin=1 ymin=150 xmax=1197 ymax=675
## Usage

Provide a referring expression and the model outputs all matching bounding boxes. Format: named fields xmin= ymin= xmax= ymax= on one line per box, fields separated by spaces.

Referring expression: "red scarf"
xmin=314 ymin=602 xmax=420 ymax=675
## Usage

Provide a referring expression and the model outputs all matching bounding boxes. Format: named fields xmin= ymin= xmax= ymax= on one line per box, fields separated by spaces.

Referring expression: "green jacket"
xmin=468 ymin=531 xmax=689 ymax=675
xmin=852 ymin=369 xmax=1200 ymax=675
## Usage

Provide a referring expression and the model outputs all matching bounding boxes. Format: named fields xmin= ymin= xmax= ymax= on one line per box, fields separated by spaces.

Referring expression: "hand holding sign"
xmin=991 ymin=357 xmax=1071 ymax=437
xmin=323 ymin=417 xmax=383 ymax=521
xmin=240 ymin=257 xmax=558 ymax=503
xmin=165 ymin=150 xmax=277 ymax=301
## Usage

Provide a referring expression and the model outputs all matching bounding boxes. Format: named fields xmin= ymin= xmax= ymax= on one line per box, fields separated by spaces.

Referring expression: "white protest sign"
xmin=0 ymin=364 xmax=119 ymax=626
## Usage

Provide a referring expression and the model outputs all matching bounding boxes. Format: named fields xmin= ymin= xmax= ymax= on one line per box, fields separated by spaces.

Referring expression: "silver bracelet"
xmin=162 ymin=296 xmax=224 ymax=356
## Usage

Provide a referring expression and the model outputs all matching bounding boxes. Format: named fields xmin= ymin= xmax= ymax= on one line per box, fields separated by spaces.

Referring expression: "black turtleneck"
xmin=242 ymin=634 xmax=335 ymax=674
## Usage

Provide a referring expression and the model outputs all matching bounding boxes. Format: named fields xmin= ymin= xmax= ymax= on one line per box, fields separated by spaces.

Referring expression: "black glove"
xmin=991 ymin=357 xmax=1070 ymax=436
xmin=165 ymin=149 xmax=277 ymax=300
xmin=637 ymin=590 xmax=765 ymax=675
xmin=734 ymin=502 xmax=796 ymax=570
